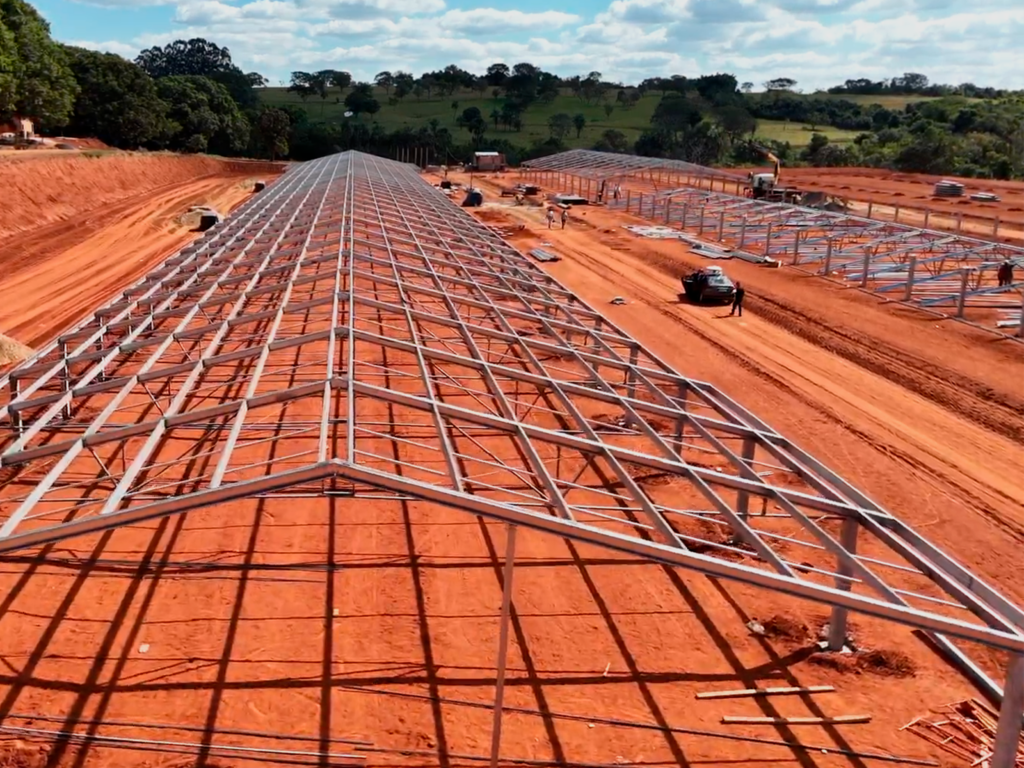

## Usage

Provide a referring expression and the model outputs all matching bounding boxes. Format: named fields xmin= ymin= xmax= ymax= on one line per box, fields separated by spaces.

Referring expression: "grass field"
xmin=259 ymin=87 xmax=863 ymax=149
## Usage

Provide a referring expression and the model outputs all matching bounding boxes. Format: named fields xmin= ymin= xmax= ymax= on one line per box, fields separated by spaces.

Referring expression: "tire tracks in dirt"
xmin=744 ymin=292 xmax=1024 ymax=444
xmin=558 ymin=242 xmax=1024 ymax=545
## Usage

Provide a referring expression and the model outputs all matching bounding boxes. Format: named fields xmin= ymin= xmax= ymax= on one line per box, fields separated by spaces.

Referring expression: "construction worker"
xmin=546 ymin=207 xmax=555 ymax=229
xmin=514 ymin=192 xmax=523 ymax=206
xmin=560 ymin=208 xmax=569 ymax=229
xmin=997 ymin=259 xmax=1014 ymax=286
xmin=730 ymin=282 xmax=746 ymax=317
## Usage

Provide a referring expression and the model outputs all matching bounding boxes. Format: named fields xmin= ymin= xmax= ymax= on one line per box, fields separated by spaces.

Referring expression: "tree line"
xmin=1 ymin=0 xmax=1021 ymax=179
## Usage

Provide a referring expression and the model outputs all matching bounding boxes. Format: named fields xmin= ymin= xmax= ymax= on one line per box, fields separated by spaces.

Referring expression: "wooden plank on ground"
xmin=722 ymin=715 xmax=870 ymax=725
xmin=697 ymin=685 xmax=835 ymax=700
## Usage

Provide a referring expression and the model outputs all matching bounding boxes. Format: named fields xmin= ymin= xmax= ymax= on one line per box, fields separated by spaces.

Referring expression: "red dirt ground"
xmin=0 ymin=152 xmax=285 ymax=350
xmin=734 ymin=166 xmax=1024 ymax=243
xmin=0 ymin=164 xmax=1020 ymax=768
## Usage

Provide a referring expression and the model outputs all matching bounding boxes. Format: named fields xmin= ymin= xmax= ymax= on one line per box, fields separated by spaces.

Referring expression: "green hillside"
xmin=258 ymin=87 xmax=861 ymax=149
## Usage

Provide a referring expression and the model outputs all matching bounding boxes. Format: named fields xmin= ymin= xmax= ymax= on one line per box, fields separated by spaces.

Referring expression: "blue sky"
xmin=44 ymin=0 xmax=1024 ymax=90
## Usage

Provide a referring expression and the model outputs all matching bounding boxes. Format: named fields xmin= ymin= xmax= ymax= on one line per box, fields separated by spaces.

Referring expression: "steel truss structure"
xmin=1 ymin=150 xmax=1023 ymax=765
xmin=522 ymin=149 xmax=1024 ymax=336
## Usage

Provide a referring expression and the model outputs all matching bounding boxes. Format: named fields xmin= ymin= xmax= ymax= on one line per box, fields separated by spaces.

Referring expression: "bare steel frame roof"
xmin=522 ymin=149 xmax=1024 ymax=333
xmin=0 ymin=151 xmax=1021 ymax=745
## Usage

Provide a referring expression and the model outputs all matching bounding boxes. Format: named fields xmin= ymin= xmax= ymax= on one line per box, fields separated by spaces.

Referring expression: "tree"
xmin=456 ymin=106 xmax=486 ymax=140
xmin=329 ymin=70 xmax=352 ymax=95
xmin=537 ymin=71 xmax=560 ymax=103
xmin=59 ymin=45 xmax=170 ymax=148
xmin=593 ymin=129 xmax=629 ymax=153
xmin=714 ymin=104 xmax=757 ymax=141
xmin=0 ymin=0 xmax=78 ymax=126
xmin=472 ymin=77 xmax=488 ymax=98
xmin=499 ymin=101 xmax=521 ymax=131
xmin=288 ymin=72 xmax=316 ymax=102
xmin=485 ymin=63 xmax=509 ymax=88
xmin=512 ymin=62 xmax=539 ymax=79
xmin=246 ymin=71 xmax=268 ymax=88
xmin=572 ymin=113 xmax=586 ymax=138
xmin=803 ymin=132 xmax=830 ymax=162
xmin=651 ymin=93 xmax=703 ymax=139
xmin=741 ymin=82 xmax=754 ymax=93
xmin=256 ymin=107 xmax=289 ymax=160
xmin=155 ymin=75 xmax=249 ymax=154
xmin=451 ymin=99 xmax=459 ymax=117
xmin=393 ymin=71 xmax=414 ymax=100
xmin=580 ymin=71 xmax=604 ymax=104
xmin=135 ymin=38 xmax=258 ymax=108
xmin=344 ymin=82 xmax=379 ymax=118
xmin=894 ymin=72 xmax=928 ymax=93
xmin=307 ymin=70 xmax=333 ymax=115
xmin=489 ymin=108 xmax=500 ymax=129
xmin=136 ymin=38 xmax=233 ymax=78
xmin=806 ymin=110 xmax=827 ymax=131
xmin=374 ymin=71 xmax=394 ymax=94
xmin=764 ymin=77 xmax=797 ymax=91
xmin=548 ymin=112 xmax=572 ymax=141
xmin=604 ymin=104 xmax=614 ymax=118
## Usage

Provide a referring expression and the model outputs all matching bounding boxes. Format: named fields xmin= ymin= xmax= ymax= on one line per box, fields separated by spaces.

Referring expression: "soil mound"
xmin=0 ymin=151 xmax=284 ymax=243
xmin=0 ymin=334 xmax=33 ymax=365
xmin=809 ymin=649 xmax=917 ymax=678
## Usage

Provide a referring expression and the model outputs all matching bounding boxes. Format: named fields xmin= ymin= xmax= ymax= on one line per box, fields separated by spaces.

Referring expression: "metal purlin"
xmin=0 ymin=150 xmax=1021 ymax=767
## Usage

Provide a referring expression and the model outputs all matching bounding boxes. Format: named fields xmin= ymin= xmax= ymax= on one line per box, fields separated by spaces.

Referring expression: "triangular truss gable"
xmin=1 ymin=153 xmax=1023 ymax=724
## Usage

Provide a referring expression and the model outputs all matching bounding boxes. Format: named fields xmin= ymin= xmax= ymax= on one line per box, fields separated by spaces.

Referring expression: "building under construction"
xmin=0 ymin=151 xmax=1021 ymax=767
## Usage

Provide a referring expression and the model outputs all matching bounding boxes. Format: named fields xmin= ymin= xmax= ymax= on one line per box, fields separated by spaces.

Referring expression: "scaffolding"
xmin=1 ymin=150 xmax=1022 ymax=765
xmin=522 ymin=149 xmax=1024 ymax=337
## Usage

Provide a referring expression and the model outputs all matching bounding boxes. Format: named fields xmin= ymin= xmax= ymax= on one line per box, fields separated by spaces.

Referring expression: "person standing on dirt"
xmin=730 ymin=282 xmax=746 ymax=317
xmin=560 ymin=208 xmax=569 ymax=229
xmin=546 ymin=207 xmax=555 ymax=229
xmin=997 ymin=259 xmax=1014 ymax=286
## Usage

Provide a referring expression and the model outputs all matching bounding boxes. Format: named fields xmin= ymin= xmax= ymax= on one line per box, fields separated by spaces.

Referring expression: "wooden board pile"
xmin=904 ymin=698 xmax=1023 ymax=767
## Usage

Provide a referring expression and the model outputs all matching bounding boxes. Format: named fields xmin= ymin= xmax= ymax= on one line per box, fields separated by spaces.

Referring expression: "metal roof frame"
xmin=529 ymin=148 xmax=744 ymax=182
xmin=1 ymin=150 xmax=1022 ymax=765
xmin=522 ymin=150 xmax=1024 ymax=333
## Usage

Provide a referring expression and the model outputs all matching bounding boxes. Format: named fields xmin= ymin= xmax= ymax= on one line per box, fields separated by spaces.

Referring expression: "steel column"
xmin=992 ymin=654 xmax=1024 ymax=768
xmin=828 ymin=517 xmax=859 ymax=650
xmin=489 ymin=524 xmax=518 ymax=768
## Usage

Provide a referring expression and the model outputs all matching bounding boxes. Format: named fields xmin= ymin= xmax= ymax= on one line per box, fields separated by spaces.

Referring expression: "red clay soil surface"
xmin=735 ymin=166 xmax=1024 ymax=243
xmin=0 ymin=166 xmax=1021 ymax=768
xmin=0 ymin=152 xmax=285 ymax=349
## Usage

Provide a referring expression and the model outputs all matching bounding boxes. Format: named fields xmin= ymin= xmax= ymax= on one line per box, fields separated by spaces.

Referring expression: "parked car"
xmin=681 ymin=266 xmax=736 ymax=305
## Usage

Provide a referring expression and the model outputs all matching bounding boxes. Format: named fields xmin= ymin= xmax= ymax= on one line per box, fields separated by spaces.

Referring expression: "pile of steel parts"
xmin=904 ymin=699 xmax=1024 ymax=767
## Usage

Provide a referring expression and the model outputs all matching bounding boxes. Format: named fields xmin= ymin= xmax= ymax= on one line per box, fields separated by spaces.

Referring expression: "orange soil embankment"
xmin=0 ymin=152 xmax=285 ymax=349
xmin=0 ymin=151 xmax=280 ymax=243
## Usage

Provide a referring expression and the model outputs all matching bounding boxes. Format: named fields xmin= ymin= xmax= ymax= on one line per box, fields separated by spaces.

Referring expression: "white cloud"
xmin=439 ymin=9 xmax=581 ymax=34
xmin=66 ymin=39 xmax=140 ymax=57
xmin=62 ymin=0 xmax=1024 ymax=90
